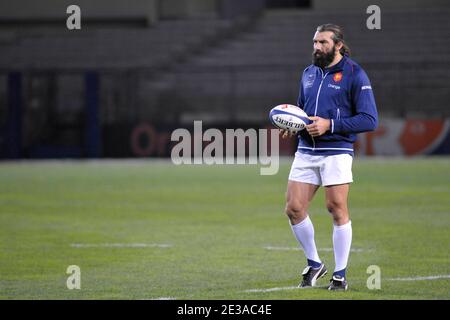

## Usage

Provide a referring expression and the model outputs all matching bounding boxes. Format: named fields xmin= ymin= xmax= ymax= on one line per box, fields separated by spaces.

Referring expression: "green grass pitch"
xmin=0 ymin=158 xmax=449 ymax=299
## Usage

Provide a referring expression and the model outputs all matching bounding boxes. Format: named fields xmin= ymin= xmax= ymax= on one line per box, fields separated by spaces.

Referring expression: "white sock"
xmin=290 ymin=215 xmax=321 ymax=264
xmin=333 ymin=220 xmax=352 ymax=273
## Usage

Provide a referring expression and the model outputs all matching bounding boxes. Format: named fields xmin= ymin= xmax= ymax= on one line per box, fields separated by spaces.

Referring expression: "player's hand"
xmin=279 ymin=129 xmax=296 ymax=139
xmin=306 ymin=116 xmax=331 ymax=137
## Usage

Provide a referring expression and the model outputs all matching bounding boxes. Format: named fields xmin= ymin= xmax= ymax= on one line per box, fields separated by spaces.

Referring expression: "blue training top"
xmin=297 ymin=55 xmax=378 ymax=156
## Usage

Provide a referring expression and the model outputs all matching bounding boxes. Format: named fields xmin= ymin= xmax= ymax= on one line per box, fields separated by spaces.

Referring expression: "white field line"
xmin=386 ymin=275 xmax=450 ymax=281
xmin=244 ymin=286 xmax=299 ymax=293
xmin=244 ymin=285 xmax=329 ymax=293
xmin=264 ymin=246 xmax=368 ymax=253
xmin=70 ymin=243 xmax=173 ymax=248
xmin=244 ymin=275 xmax=450 ymax=293
xmin=151 ymin=297 xmax=177 ymax=300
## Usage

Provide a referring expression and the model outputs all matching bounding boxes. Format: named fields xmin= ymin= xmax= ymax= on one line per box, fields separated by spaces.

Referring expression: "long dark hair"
xmin=316 ymin=24 xmax=351 ymax=56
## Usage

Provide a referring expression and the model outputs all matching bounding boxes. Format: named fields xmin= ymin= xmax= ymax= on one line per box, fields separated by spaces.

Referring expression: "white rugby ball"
xmin=269 ymin=104 xmax=311 ymax=132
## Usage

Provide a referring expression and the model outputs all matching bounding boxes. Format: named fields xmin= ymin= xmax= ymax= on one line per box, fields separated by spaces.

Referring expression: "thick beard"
xmin=312 ymin=47 xmax=336 ymax=69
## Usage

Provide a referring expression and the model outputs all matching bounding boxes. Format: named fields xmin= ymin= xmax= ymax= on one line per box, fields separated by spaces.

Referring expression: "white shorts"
xmin=288 ymin=152 xmax=353 ymax=186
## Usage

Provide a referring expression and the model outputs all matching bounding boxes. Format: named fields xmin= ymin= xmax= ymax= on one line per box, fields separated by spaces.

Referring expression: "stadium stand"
xmin=0 ymin=18 xmax=235 ymax=70
xmin=1 ymin=4 xmax=449 ymax=159
xmin=169 ymin=8 xmax=450 ymax=121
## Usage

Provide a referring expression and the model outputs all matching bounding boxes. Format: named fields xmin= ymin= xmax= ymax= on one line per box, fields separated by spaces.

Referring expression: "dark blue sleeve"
xmin=332 ymin=69 xmax=378 ymax=133
xmin=297 ymin=73 xmax=305 ymax=109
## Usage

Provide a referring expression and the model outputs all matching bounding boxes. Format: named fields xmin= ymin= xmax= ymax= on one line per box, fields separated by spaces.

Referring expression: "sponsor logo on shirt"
xmin=328 ymin=84 xmax=341 ymax=90
xmin=304 ymin=73 xmax=315 ymax=88
xmin=362 ymin=85 xmax=372 ymax=90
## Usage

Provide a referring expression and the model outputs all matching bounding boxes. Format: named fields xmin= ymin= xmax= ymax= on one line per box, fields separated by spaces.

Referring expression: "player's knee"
xmin=285 ymin=201 xmax=307 ymax=223
xmin=326 ymin=200 xmax=349 ymax=224
xmin=326 ymin=199 xmax=345 ymax=215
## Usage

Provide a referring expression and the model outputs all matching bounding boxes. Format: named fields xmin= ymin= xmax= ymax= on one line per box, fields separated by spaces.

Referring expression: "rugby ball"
xmin=269 ymin=104 xmax=311 ymax=132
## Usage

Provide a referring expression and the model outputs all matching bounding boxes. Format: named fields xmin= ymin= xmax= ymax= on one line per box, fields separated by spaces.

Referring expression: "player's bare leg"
xmin=285 ymin=181 xmax=327 ymax=287
xmin=325 ymin=183 xmax=350 ymax=225
xmin=325 ymin=183 xmax=351 ymax=290
xmin=285 ymin=180 xmax=318 ymax=225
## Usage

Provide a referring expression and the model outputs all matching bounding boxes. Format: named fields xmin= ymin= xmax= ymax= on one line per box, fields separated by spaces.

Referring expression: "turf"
xmin=0 ymin=158 xmax=449 ymax=299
